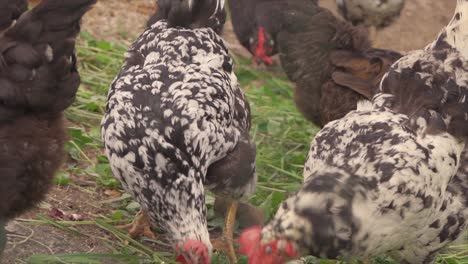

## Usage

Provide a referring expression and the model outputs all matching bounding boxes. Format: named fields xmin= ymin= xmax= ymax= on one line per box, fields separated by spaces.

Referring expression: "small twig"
xmin=8 ymin=234 xmax=55 ymax=255
xmin=8 ymin=227 xmax=34 ymax=246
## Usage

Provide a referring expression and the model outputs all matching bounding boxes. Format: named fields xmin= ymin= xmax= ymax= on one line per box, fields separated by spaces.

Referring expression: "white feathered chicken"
xmin=239 ymin=1 xmax=468 ymax=263
xmin=101 ymin=0 xmax=256 ymax=263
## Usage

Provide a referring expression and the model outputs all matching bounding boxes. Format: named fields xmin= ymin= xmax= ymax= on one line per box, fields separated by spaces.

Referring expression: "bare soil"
xmin=2 ymin=0 xmax=458 ymax=263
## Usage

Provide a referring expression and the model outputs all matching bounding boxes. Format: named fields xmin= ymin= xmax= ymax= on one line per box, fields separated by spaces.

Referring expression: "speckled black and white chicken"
xmin=239 ymin=0 xmax=468 ymax=263
xmin=0 ymin=0 xmax=95 ymax=257
xmin=336 ymin=0 xmax=405 ymax=41
xmin=101 ymin=0 xmax=256 ymax=263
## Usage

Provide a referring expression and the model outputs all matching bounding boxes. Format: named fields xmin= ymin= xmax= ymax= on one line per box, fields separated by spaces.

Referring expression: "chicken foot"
xmin=368 ymin=26 xmax=378 ymax=46
xmin=211 ymin=200 xmax=238 ymax=263
xmin=117 ymin=209 xmax=156 ymax=239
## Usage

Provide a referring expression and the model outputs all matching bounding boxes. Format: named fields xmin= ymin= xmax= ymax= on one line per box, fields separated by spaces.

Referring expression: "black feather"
xmin=148 ymin=0 xmax=226 ymax=33
xmin=0 ymin=0 xmax=95 ymax=225
xmin=0 ymin=0 xmax=28 ymax=31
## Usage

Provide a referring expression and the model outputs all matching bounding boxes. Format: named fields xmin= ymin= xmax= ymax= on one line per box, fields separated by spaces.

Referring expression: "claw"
xmin=116 ymin=209 xmax=156 ymax=239
xmin=211 ymin=200 xmax=238 ymax=263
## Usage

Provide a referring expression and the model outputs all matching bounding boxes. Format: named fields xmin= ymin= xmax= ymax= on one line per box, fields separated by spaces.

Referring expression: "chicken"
xmin=239 ymin=0 xmax=468 ymax=263
xmin=0 ymin=0 xmax=96 ymax=257
xmin=227 ymin=0 xmax=295 ymax=65
xmin=0 ymin=0 xmax=27 ymax=31
xmin=336 ymin=0 xmax=405 ymax=41
xmin=253 ymin=0 xmax=401 ymax=127
xmin=101 ymin=0 xmax=256 ymax=263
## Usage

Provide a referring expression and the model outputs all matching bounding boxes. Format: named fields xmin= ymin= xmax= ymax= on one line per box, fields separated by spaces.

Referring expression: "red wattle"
xmin=176 ymin=255 xmax=188 ymax=263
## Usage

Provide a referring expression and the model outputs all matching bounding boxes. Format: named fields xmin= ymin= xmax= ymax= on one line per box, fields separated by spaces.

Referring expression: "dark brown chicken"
xmin=255 ymin=0 xmax=402 ymax=126
xmin=0 ymin=0 xmax=96 ymax=257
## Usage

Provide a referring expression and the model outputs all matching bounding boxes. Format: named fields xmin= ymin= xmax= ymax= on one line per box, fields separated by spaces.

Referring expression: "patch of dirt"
xmin=81 ymin=0 xmax=456 ymax=53
xmin=2 ymin=182 xmax=114 ymax=263
xmin=319 ymin=0 xmax=456 ymax=52
xmin=82 ymin=0 xmax=156 ymax=45
xmin=3 ymin=0 xmax=459 ymax=263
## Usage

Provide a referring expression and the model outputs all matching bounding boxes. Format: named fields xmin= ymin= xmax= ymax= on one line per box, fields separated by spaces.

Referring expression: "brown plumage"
xmin=258 ymin=0 xmax=402 ymax=126
xmin=0 ymin=0 xmax=96 ymax=246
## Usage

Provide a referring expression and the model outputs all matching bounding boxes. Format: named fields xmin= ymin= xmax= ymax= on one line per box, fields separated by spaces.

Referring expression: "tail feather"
xmin=379 ymin=57 xmax=468 ymax=139
xmin=0 ymin=0 xmax=96 ymax=120
xmin=148 ymin=0 xmax=226 ymax=33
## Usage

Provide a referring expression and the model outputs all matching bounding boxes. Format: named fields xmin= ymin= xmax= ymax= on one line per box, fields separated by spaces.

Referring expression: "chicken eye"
xmin=265 ymin=246 xmax=273 ymax=254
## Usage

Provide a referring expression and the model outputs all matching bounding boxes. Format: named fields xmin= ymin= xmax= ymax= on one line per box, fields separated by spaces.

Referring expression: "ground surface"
xmin=2 ymin=0 xmax=466 ymax=264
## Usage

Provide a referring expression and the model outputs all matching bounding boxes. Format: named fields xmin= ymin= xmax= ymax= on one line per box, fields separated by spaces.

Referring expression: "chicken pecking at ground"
xmin=101 ymin=0 xmax=256 ymax=263
xmin=0 ymin=0 xmax=96 ymax=257
xmin=336 ymin=0 xmax=405 ymax=43
xmin=251 ymin=0 xmax=402 ymax=127
xmin=226 ymin=0 xmax=310 ymax=65
xmin=239 ymin=0 xmax=468 ymax=263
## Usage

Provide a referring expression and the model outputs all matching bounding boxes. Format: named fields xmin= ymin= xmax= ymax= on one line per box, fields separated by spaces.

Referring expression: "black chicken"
xmin=253 ymin=0 xmax=402 ymax=127
xmin=102 ymin=0 xmax=256 ymax=263
xmin=0 ymin=0 xmax=95 ymax=257
xmin=240 ymin=1 xmax=468 ymax=263
xmin=0 ymin=0 xmax=27 ymax=32
xmin=227 ymin=0 xmax=285 ymax=65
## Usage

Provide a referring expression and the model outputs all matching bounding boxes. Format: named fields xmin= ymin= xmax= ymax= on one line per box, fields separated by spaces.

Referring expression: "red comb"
xmin=254 ymin=27 xmax=273 ymax=65
xmin=238 ymin=226 xmax=262 ymax=262
xmin=175 ymin=240 xmax=210 ymax=264
xmin=239 ymin=226 xmax=297 ymax=264
xmin=176 ymin=255 xmax=188 ymax=264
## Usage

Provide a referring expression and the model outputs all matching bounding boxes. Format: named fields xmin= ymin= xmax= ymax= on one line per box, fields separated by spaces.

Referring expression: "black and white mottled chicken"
xmin=239 ymin=0 xmax=468 ymax=263
xmin=0 ymin=0 xmax=95 ymax=257
xmin=252 ymin=0 xmax=401 ymax=127
xmin=336 ymin=0 xmax=405 ymax=41
xmin=101 ymin=0 xmax=256 ymax=263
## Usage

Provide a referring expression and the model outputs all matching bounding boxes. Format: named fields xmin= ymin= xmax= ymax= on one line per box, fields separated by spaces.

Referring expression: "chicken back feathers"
xmin=260 ymin=0 xmax=401 ymax=126
xmin=148 ymin=0 xmax=226 ymax=34
xmin=0 ymin=0 xmax=95 ymax=220
xmin=102 ymin=0 xmax=255 ymax=252
xmin=0 ymin=0 xmax=27 ymax=31
xmin=247 ymin=1 xmax=468 ymax=263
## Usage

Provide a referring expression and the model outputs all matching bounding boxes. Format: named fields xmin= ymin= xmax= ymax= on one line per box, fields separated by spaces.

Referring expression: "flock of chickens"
xmin=0 ymin=0 xmax=467 ymax=263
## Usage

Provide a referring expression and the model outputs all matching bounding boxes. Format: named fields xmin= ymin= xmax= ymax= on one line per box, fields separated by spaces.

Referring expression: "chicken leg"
xmin=117 ymin=209 xmax=156 ymax=239
xmin=368 ymin=26 xmax=378 ymax=46
xmin=211 ymin=200 xmax=238 ymax=263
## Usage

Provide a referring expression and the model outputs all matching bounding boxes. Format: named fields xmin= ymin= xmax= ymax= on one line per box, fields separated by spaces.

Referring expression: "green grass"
xmin=26 ymin=33 xmax=468 ymax=264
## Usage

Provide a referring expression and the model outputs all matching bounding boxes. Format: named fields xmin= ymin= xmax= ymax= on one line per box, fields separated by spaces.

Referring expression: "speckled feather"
xmin=259 ymin=1 xmax=468 ymax=263
xmin=336 ymin=0 xmax=405 ymax=28
xmin=101 ymin=20 xmax=256 ymax=251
